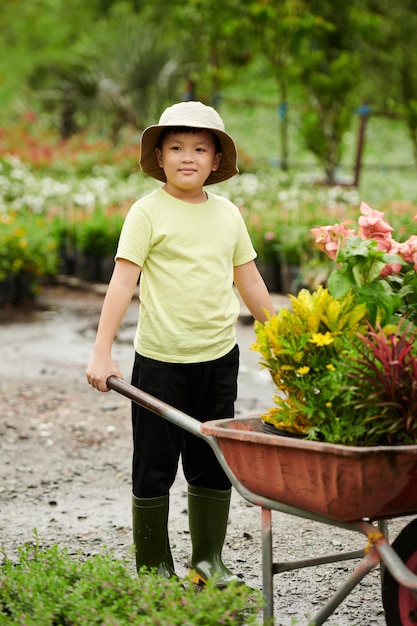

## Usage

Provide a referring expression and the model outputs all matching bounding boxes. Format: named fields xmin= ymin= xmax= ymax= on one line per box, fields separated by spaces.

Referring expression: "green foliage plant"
xmin=75 ymin=209 xmax=124 ymax=257
xmin=0 ymin=539 xmax=261 ymax=625
xmin=327 ymin=235 xmax=404 ymax=326
xmin=313 ymin=201 xmax=417 ymax=325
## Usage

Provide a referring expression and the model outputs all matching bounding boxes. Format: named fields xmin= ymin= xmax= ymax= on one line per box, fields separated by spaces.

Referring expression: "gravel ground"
xmin=0 ymin=284 xmax=412 ymax=625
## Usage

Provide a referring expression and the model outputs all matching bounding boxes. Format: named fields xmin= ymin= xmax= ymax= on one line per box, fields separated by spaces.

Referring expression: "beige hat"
xmin=140 ymin=101 xmax=239 ymax=185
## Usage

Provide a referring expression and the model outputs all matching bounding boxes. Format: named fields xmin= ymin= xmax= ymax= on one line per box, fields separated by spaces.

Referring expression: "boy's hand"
xmin=86 ymin=356 xmax=123 ymax=393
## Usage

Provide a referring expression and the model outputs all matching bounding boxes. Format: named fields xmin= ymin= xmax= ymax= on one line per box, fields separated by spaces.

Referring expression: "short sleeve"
xmin=115 ymin=200 xmax=152 ymax=267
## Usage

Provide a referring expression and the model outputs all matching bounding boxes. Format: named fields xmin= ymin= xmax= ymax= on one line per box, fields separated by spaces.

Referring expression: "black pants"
xmin=131 ymin=345 xmax=239 ymax=498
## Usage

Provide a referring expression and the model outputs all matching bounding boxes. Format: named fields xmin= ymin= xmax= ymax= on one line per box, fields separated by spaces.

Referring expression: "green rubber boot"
xmin=187 ymin=484 xmax=242 ymax=587
xmin=132 ymin=494 xmax=176 ymax=578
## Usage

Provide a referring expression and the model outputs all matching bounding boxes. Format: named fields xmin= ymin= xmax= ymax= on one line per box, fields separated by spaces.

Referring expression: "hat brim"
xmin=140 ymin=124 xmax=239 ymax=185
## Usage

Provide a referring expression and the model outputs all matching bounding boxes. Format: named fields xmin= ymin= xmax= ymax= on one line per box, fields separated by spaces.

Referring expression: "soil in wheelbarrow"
xmin=0 ymin=283 xmax=412 ymax=625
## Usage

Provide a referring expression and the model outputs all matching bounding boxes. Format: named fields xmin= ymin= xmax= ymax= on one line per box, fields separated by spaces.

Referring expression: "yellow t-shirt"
xmin=116 ymin=187 xmax=256 ymax=363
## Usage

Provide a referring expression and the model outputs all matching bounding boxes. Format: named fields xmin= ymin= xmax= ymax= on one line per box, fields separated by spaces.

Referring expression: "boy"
xmin=86 ymin=101 xmax=275 ymax=585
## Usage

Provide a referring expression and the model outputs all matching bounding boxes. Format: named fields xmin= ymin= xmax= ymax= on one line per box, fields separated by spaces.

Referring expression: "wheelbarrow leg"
xmin=262 ymin=507 xmax=275 ymax=625
xmin=307 ymin=548 xmax=380 ymax=626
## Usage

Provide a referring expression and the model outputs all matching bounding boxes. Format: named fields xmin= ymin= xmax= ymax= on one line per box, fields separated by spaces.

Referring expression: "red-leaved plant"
xmin=347 ymin=318 xmax=417 ymax=445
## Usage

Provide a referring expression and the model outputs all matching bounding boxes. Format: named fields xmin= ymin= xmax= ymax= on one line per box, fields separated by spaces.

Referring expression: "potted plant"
xmin=253 ymin=202 xmax=417 ymax=446
xmin=277 ymin=222 xmax=313 ymax=294
xmin=75 ymin=209 xmax=124 ymax=283
xmin=245 ymin=211 xmax=282 ymax=293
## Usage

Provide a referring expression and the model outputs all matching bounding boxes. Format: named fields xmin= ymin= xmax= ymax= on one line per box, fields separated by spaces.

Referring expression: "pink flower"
xmin=374 ymin=234 xmax=404 ymax=260
xmin=358 ymin=201 xmax=394 ymax=242
xmin=311 ymin=223 xmax=356 ymax=261
xmin=373 ymin=236 xmax=404 ymax=277
xmin=399 ymin=236 xmax=417 ymax=270
xmin=379 ymin=261 xmax=403 ymax=277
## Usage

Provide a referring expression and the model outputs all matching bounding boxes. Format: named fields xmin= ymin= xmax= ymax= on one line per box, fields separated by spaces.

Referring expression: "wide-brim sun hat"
xmin=140 ymin=101 xmax=239 ymax=185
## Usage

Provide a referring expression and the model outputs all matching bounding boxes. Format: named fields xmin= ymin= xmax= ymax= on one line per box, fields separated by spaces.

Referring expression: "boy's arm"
xmin=86 ymin=258 xmax=141 ymax=392
xmin=234 ymin=260 xmax=275 ymax=322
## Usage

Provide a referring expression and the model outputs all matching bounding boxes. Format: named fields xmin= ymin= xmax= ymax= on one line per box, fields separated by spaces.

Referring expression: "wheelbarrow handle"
xmin=106 ymin=375 xmax=204 ymax=439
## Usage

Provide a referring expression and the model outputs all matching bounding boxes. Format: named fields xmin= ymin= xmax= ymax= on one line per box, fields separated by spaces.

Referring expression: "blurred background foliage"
xmin=1 ymin=0 xmax=417 ymax=184
xmin=2 ymin=0 xmax=417 ymax=299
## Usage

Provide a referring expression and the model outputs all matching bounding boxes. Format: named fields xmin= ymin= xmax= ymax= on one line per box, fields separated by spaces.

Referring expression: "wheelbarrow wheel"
xmin=382 ymin=519 xmax=417 ymax=626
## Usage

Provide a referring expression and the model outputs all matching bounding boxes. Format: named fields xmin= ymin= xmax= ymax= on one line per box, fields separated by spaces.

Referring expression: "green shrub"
xmin=0 ymin=539 xmax=261 ymax=625
xmin=75 ymin=209 xmax=124 ymax=257
xmin=0 ymin=211 xmax=58 ymax=281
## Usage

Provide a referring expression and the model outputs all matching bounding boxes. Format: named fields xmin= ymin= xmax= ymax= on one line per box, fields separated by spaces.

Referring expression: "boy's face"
xmin=155 ymin=130 xmax=222 ymax=197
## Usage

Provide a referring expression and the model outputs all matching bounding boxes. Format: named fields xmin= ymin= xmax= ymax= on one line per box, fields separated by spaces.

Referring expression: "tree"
xmin=363 ymin=0 xmax=417 ymax=171
xmin=28 ymin=5 xmax=186 ymax=139
xmin=243 ymin=0 xmax=307 ymax=171
xmin=294 ymin=1 xmax=376 ymax=184
xmin=237 ymin=1 xmax=376 ymax=181
xmin=136 ymin=0 xmax=255 ymax=103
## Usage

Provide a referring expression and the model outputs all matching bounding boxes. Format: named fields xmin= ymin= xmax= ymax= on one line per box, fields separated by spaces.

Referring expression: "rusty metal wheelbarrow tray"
xmin=200 ymin=416 xmax=417 ymax=523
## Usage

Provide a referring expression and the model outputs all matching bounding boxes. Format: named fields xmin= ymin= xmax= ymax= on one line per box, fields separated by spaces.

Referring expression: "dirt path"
xmin=0 ymin=285 xmax=406 ymax=625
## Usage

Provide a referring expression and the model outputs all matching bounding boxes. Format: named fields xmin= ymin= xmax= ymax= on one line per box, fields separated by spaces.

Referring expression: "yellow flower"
xmin=309 ymin=332 xmax=334 ymax=346
xmin=326 ymin=363 xmax=335 ymax=371
xmin=296 ymin=365 xmax=310 ymax=375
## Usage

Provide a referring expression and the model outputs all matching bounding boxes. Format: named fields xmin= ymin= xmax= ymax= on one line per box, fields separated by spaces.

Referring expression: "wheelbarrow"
xmin=107 ymin=375 xmax=417 ymax=626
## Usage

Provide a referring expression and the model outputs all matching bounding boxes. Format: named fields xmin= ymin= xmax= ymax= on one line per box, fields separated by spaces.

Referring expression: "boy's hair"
xmin=157 ymin=126 xmax=222 ymax=154
xmin=140 ymin=101 xmax=238 ymax=185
